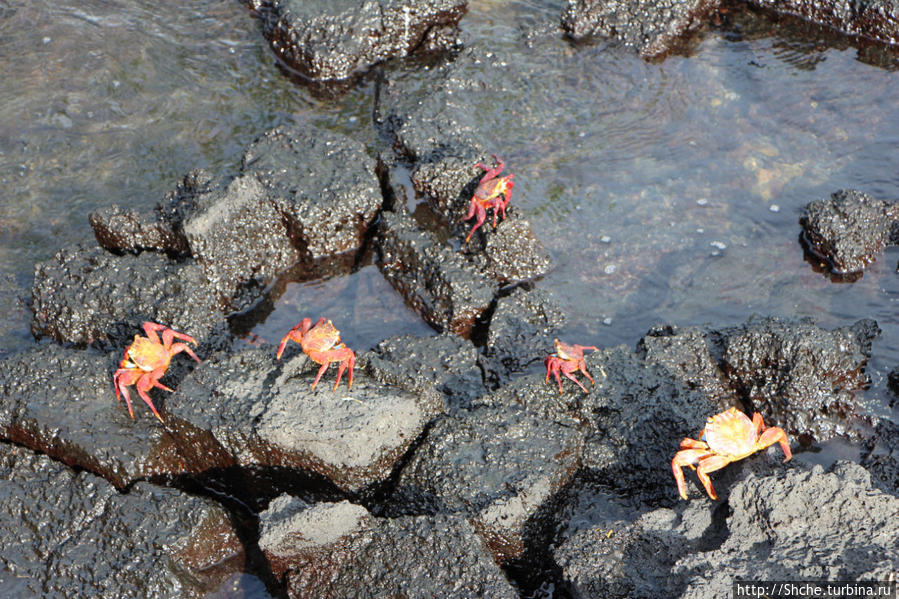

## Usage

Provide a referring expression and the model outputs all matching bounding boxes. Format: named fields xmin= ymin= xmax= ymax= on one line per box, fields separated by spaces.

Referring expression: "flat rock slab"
xmin=800 ymin=189 xmax=899 ymax=275
xmin=561 ymin=0 xmax=720 ymax=57
xmin=31 ymin=244 xmax=227 ymax=349
xmin=720 ymin=316 xmax=879 ymax=441
xmin=242 ymin=124 xmax=382 ymax=260
xmin=747 ymin=0 xmax=899 ymax=46
xmin=555 ymin=461 xmax=898 ymax=598
xmin=249 ymin=0 xmax=467 ymax=81
xmin=0 ymin=443 xmax=244 ymax=597
xmin=377 ymin=209 xmax=497 ymax=336
xmin=0 ymin=343 xmax=206 ymax=489
xmin=166 ymin=347 xmax=441 ymax=493
xmin=389 ymin=402 xmax=583 ymax=561
xmin=258 ymin=496 xmax=517 ymax=598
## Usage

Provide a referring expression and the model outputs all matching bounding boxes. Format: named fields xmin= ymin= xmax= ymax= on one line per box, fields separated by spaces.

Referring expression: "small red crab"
xmin=544 ymin=339 xmax=600 ymax=394
xmin=672 ymin=407 xmax=792 ymax=500
xmin=276 ymin=317 xmax=356 ymax=391
xmin=462 ymin=154 xmax=515 ymax=242
xmin=113 ymin=322 xmax=201 ymax=422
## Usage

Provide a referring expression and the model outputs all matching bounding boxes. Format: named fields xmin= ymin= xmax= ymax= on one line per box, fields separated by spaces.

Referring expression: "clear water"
xmin=2 ymin=0 xmax=899 ymax=595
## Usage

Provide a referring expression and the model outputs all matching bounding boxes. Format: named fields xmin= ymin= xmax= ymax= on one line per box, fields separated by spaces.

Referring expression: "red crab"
xmin=113 ymin=322 xmax=201 ymax=422
xmin=276 ymin=317 xmax=356 ymax=391
xmin=462 ymin=154 xmax=515 ymax=242
xmin=544 ymin=339 xmax=600 ymax=394
xmin=672 ymin=407 xmax=792 ymax=500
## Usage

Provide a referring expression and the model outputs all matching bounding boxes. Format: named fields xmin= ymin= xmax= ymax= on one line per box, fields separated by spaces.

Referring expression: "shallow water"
xmin=2 ymin=0 xmax=899 ymax=594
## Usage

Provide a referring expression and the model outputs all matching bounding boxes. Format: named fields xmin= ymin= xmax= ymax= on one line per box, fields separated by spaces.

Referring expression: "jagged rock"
xmin=862 ymin=419 xmax=899 ymax=495
xmin=362 ymin=332 xmax=484 ymax=411
xmin=165 ymin=347 xmax=442 ymax=493
xmin=746 ymin=0 xmax=899 ymax=46
xmin=377 ymin=210 xmax=497 ymax=337
xmin=389 ymin=402 xmax=582 ymax=561
xmin=561 ymin=0 xmax=720 ymax=57
xmin=242 ymin=124 xmax=382 ymax=260
xmin=720 ymin=316 xmax=878 ymax=441
xmin=0 ymin=343 xmax=203 ymax=489
xmin=0 ymin=443 xmax=244 ymax=597
xmin=800 ymin=189 xmax=899 ymax=274
xmin=258 ymin=495 xmax=517 ymax=598
xmin=31 ymin=244 xmax=227 ymax=349
xmin=89 ymin=204 xmax=187 ymax=255
xmin=248 ymin=0 xmax=467 ymax=81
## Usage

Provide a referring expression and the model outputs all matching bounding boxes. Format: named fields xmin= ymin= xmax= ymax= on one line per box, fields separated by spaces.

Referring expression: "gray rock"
xmin=746 ymin=0 xmax=899 ymax=46
xmin=89 ymin=204 xmax=187 ymax=256
xmin=720 ymin=316 xmax=879 ymax=441
xmin=165 ymin=347 xmax=441 ymax=493
xmin=258 ymin=495 xmax=517 ymax=598
xmin=0 ymin=443 xmax=244 ymax=598
xmin=389 ymin=402 xmax=582 ymax=561
xmin=249 ymin=0 xmax=467 ymax=81
xmin=800 ymin=189 xmax=899 ymax=275
xmin=362 ymin=332 xmax=485 ymax=411
xmin=0 ymin=344 xmax=193 ymax=489
xmin=561 ymin=0 xmax=720 ymax=58
xmin=242 ymin=124 xmax=382 ymax=260
xmin=31 ymin=244 xmax=227 ymax=349
xmin=377 ymin=209 xmax=497 ymax=336
xmin=861 ymin=419 xmax=899 ymax=495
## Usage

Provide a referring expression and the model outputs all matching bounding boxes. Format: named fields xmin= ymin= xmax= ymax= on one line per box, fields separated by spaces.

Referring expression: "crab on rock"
xmin=276 ymin=317 xmax=356 ymax=391
xmin=544 ymin=339 xmax=600 ymax=394
xmin=113 ymin=322 xmax=201 ymax=423
xmin=462 ymin=154 xmax=515 ymax=242
xmin=672 ymin=407 xmax=792 ymax=500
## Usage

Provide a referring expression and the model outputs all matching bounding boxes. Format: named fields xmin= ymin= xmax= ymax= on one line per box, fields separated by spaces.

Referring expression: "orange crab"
xmin=672 ymin=407 xmax=792 ymax=500
xmin=113 ymin=322 xmax=201 ymax=422
xmin=544 ymin=339 xmax=600 ymax=394
xmin=276 ymin=317 xmax=356 ymax=391
xmin=462 ymin=154 xmax=515 ymax=242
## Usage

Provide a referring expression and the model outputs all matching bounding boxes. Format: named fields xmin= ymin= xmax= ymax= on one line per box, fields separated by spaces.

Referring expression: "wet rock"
xmin=178 ymin=174 xmax=301 ymax=309
xmin=555 ymin=502 xmax=720 ymax=598
xmin=480 ymin=287 xmax=566 ymax=387
xmin=242 ymin=124 xmax=382 ymax=260
xmin=89 ymin=204 xmax=187 ymax=255
xmin=674 ymin=462 xmax=899 ymax=597
xmin=0 ymin=343 xmax=205 ymax=489
xmin=637 ymin=324 xmax=735 ymax=408
xmin=861 ymin=419 xmax=899 ymax=494
xmin=746 ymin=0 xmax=899 ymax=46
xmin=31 ymin=244 xmax=227 ymax=349
xmin=720 ymin=316 xmax=879 ymax=441
xmin=165 ymin=347 xmax=440 ymax=493
xmin=561 ymin=0 xmax=720 ymax=58
xmin=577 ymin=345 xmax=720 ymax=505
xmin=248 ymin=0 xmax=467 ymax=81
xmin=0 ymin=443 xmax=244 ymax=597
xmin=800 ymin=189 xmax=899 ymax=274
xmin=362 ymin=332 xmax=484 ymax=411
xmin=482 ymin=217 xmax=553 ymax=282
xmin=389 ymin=402 xmax=582 ymax=561
xmin=377 ymin=209 xmax=497 ymax=337
xmin=258 ymin=495 xmax=517 ymax=598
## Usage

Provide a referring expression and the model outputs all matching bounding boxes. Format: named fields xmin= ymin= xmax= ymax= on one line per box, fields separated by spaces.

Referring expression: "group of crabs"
xmin=112 ymin=156 xmax=791 ymax=501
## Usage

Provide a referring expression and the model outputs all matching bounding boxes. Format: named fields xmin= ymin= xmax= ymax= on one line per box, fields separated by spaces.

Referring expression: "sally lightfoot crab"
xmin=544 ymin=339 xmax=600 ymax=394
xmin=462 ymin=154 xmax=515 ymax=242
xmin=276 ymin=317 xmax=356 ymax=391
xmin=672 ymin=407 xmax=792 ymax=500
xmin=113 ymin=322 xmax=201 ymax=422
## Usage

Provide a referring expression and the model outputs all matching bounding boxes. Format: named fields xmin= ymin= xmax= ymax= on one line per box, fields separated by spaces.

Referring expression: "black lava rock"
xmin=0 ymin=443 xmax=244 ymax=597
xmin=249 ymin=0 xmax=467 ymax=81
xmin=746 ymin=0 xmax=899 ymax=46
xmin=800 ymin=189 xmax=899 ymax=274
xmin=258 ymin=495 xmax=517 ymax=598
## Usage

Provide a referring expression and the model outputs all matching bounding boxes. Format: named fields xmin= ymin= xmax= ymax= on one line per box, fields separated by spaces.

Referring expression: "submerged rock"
xmin=249 ymin=0 xmax=468 ymax=81
xmin=0 ymin=443 xmax=244 ymax=597
xmin=258 ymin=495 xmax=517 ymax=598
xmin=800 ymin=189 xmax=899 ymax=275
xmin=561 ymin=0 xmax=720 ymax=57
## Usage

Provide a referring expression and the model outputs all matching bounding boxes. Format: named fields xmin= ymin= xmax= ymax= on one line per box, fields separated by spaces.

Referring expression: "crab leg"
xmin=695 ymin=454 xmax=733 ymax=500
xmin=135 ymin=371 xmax=165 ymax=423
xmin=560 ymin=360 xmax=590 ymax=394
xmin=276 ymin=318 xmax=315 ymax=360
xmin=464 ymin=202 xmax=488 ymax=242
xmin=475 ymin=155 xmax=504 ymax=181
xmin=755 ymin=425 xmax=793 ymax=462
xmin=310 ymin=361 xmax=331 ymax=391
xmin=331 ymin=348 xmax=356 ymax=390
xmin=114 ymin=368 xmax=143 ymax=419
xmin=672 ymin=448 xmax=710 ymax=500
xmin=168 ymin=342 xmax=201 ymax=364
